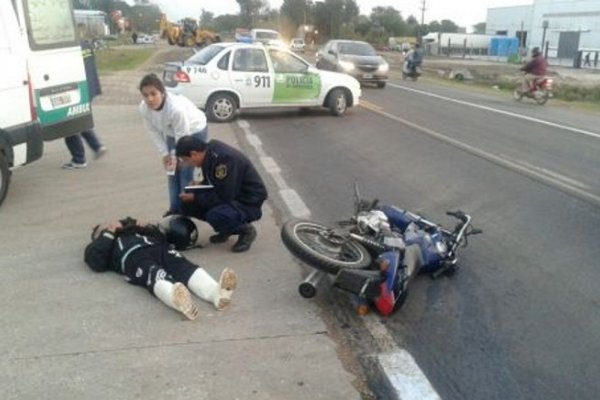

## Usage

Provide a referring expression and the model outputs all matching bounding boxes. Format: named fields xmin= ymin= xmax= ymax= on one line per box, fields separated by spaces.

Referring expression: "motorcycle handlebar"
xmin=446 ymin=210 xmax=468 ymax=222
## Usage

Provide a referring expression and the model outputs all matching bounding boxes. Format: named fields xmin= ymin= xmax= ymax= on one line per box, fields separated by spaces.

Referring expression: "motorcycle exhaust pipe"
xmin=299 ymin=270 xmax=326 ymax=299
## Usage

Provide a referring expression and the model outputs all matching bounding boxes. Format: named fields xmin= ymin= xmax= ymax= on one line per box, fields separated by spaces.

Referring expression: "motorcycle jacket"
xmin=520 ymin=56 xmax=547 ymax=76
xmin=84 ymin=218 xmax=166 ymax=274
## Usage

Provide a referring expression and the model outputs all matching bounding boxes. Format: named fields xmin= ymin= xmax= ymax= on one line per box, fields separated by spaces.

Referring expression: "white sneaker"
xmin=215 ymin=268 xmax=237 ymax=311
xmin=94 ymin=146 xmax=108 ymax=160
xmin=172 ymin=283 xmax=200 ymax=320
xmin=62 ymin=161 xmax=87 ymax=169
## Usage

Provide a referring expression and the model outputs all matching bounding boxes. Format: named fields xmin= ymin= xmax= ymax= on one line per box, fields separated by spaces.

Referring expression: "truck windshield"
xmin=24 ymin=0 xmax=77 ymax=49
xmin=256 ymin=31 xmax=280 ymax=40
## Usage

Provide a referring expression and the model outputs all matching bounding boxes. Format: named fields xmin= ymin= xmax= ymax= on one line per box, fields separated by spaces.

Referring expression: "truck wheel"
xmin=206 ymin=93 xmax=237 ymax=123
xmin=0 ymin=153 xmax=11 ymax=207
xmin=184 ymin=35 xmax=196 ymax=47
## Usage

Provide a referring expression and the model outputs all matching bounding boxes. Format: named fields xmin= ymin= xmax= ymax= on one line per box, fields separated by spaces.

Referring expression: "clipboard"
xmin=184 ymin=184 xmax=214 ymax=192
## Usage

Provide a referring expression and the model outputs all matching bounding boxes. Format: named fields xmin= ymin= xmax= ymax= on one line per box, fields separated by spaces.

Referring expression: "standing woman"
xmin=139 ymin=74 xmax=208 ymax=216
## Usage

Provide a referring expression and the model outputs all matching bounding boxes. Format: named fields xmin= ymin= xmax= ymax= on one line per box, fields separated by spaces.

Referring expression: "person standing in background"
xmin=62 ymin=39 xmax=108 ymax=169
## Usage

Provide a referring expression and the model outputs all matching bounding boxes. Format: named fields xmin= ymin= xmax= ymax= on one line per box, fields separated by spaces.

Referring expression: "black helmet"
xmin=159 ymin=215 xmax=198 ymax=250
xmin=532 ymin=47 xmax=541 ymax=56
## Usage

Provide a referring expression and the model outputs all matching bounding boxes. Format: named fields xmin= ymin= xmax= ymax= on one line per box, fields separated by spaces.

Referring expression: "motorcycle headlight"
xmin=339 ymin=60 xmax=355 ymax=71
xmin=378 ymin=62 xmax=389 ymax=72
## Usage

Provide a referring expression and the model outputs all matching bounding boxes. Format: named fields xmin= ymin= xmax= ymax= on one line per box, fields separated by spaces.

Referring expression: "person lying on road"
xmin=84 ymin=216 xmax=237 ymax=320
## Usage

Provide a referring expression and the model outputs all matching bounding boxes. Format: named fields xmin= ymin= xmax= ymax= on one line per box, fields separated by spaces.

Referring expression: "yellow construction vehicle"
xmin=159 ymin=15 xmax=220 ymax=47
xmin=159 ymin=14 xmax=183 ymax=46
xmin=180 ymin=18 xmax=221 ymax=48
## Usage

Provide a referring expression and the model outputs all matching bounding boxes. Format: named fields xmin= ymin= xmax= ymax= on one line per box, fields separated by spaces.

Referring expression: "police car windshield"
xmin=186 ymin=45 xmax=225 ymax=65
xmin=337 ymin=42 xmax=376 ymax=56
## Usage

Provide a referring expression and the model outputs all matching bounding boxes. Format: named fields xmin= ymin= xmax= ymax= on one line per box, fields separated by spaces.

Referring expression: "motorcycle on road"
xmin=513 ymin=75 xmax=554 ymax=105
xmin=402 ymin=60 xmax=421 ymax=81
xmin=280 ymin=183 xmax=482 ymax=316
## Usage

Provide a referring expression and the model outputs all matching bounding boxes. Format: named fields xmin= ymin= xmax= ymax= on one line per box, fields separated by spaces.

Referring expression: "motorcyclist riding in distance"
xmin=405 ymin=43 xmax=424 ymax=73
xmin=520 ymin=47 xmax=548 ymax=93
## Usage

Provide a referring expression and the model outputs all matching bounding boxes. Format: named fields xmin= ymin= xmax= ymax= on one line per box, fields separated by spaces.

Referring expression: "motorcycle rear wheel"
xmin=281 ymin=219 xmax=372 ymax=274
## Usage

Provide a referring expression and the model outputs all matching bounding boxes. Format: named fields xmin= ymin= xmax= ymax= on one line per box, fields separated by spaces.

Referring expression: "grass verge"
xmin=96 ymin=48 xmax=156 ymax=73
xmin=408 ymin=69 xmax=600 ymax=112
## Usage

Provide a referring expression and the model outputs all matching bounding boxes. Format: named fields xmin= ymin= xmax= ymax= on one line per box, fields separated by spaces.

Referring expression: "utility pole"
xmin=418 ymin=0 xmax=426 ymax=44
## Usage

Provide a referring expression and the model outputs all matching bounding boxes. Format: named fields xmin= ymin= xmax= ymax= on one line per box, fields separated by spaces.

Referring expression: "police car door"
xmin=269 ymin=49 xmax=320 ymax=105
xmin=229 ymin=47 xmax=272 ymax=106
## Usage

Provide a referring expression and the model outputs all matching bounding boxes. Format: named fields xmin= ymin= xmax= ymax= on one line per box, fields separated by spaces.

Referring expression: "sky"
xmin=148 ymin=0 xmax=533 ymax=30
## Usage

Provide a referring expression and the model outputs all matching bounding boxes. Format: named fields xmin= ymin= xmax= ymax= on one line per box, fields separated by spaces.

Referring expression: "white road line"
xmin=388 ymin=83 xmax=600 ymax=140
xmin=360 ymin=101 xmax=600 ymax=207
xmin=363 ymin=315 xmax=441 ymax=399
xmin=241 ymin=119 xmax=436 ymax=399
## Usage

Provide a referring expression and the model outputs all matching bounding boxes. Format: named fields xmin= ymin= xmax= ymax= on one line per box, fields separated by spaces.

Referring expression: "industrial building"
xmin=486 ymin=0 xmax=600 ymax=62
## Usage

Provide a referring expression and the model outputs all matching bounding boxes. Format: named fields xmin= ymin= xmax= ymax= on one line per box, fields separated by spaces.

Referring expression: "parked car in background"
xmin=163 ymin=42 xmax=361 ymax=122
xmin=290 ymin=38 xmax=305 ymax=52
xmin=316 ymin=40 xmax=388 ymax=88
xmin=137 ymin=34 xmax=156 ymax=44
xmin=250 ymin=28 xmax=286 ymax=48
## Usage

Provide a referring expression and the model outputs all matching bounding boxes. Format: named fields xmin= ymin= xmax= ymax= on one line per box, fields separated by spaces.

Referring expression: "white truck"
xmin=0 ymin=0 xmax=93 ymax=207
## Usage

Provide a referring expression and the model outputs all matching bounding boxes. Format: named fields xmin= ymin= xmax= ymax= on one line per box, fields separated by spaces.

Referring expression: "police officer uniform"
xmin=181 ymin=139 xmax=268 ymax=252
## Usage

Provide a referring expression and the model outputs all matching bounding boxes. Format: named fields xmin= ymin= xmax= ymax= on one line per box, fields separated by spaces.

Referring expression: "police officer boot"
xmin=209 ymin=232 xmax=231 ymax=244
xmin=231 ymin=224 xmax=257 ymax=252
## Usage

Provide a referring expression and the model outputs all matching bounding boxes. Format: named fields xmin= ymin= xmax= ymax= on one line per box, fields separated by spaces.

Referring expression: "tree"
xmin=313 ymin=0 xmax=359 ymax=40
xmin=129 ymin=4 xmax=162 ymax=33
xmin=427 ymin=20 xmax=441 ymax=33
xmin=236 ymin=0 xmax=268 ymax=28
xmin=200 ymin=9 xmax=215 ymax=29
xmin=213 ymin=14 xmax=243 ymax=33
xmin=472 ymin=22 xmax=486 ymax=34
xmin=369 ymin=6 xmax=405 ymax=36
xmin=439 ymin=19 xmax=459 ymax=33
xmin=281 ymin=0 xmax=311 ymax=28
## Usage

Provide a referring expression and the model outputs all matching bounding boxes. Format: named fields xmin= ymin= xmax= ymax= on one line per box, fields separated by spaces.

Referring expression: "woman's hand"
xmin=163 ymin=154 xmax=176 ymax=172
xmin=179 ymin=193 xmax=195 ymax=203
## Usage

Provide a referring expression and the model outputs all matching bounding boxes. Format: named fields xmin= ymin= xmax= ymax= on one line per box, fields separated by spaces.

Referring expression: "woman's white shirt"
xmin=139 ymin=93 xmax=207 ymax=156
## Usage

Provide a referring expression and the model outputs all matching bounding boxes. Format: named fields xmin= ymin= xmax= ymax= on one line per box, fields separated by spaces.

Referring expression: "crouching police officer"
xmin=84 ymin=216 xmax=238 ymax=320
xmin=175 ymin=135 xmax=268 ymax=253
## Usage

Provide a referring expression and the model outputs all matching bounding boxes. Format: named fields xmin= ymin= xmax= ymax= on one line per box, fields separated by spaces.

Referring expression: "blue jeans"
xmin=166 ymin=128 xmax=208 ymax=213
xmin=65 ymin=129 xmax=103 ymax=163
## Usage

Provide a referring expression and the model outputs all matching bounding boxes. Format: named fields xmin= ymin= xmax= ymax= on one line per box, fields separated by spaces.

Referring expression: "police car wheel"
xmin=328 ymin=88 xmax=347 ymax=116
xmin=206 ymin=93 xmax=237 ymax=123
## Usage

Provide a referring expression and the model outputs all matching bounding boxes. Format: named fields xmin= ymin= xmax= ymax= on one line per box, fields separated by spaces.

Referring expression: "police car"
xmin=163 ymin=42 xmax=361 ymax=122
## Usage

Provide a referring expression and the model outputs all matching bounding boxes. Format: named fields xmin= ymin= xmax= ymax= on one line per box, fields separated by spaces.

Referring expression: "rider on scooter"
xmin=405 ymin=43 xmax=424 ymax=75
xmin=520 ymin=47 xmax=547 ymax=93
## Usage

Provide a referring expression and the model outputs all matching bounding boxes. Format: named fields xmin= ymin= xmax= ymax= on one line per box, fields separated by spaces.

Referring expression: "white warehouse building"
xmin=486 ymin=0 xmax=600 ymax=60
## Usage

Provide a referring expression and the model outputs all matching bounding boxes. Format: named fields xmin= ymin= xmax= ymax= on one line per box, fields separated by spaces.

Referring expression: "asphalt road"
xmin=235 ymin=81 xmax=600 ymax=400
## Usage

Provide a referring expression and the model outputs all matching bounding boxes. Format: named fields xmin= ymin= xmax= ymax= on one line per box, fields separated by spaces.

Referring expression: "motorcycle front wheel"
xmin=513 ymin=88 xmax=524 ymax=101
xmin=281 ymin=219 xmax=372 ymax=274
xmin=535 ymin=90 xmax=549 ymax=105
